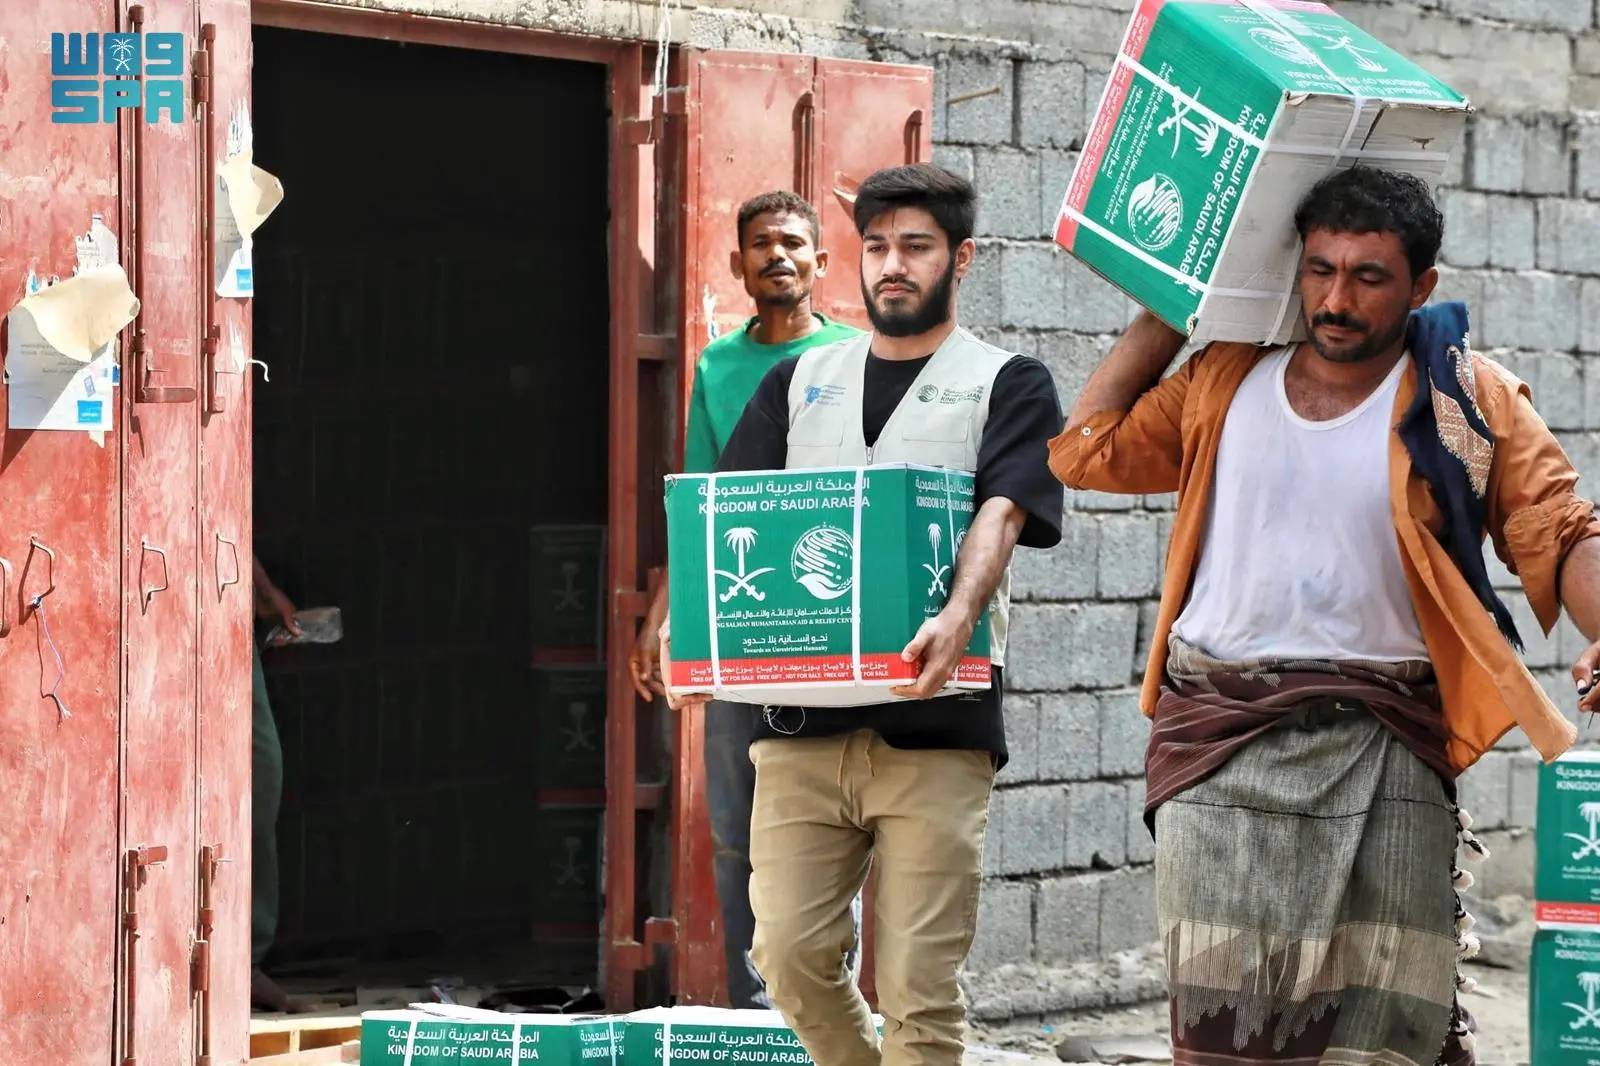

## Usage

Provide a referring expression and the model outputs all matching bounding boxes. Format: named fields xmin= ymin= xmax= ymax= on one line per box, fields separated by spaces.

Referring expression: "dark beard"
xmin=862 ymin=260 xmax=955 ymax=338
xmin=1307 ymin=308 xmax=1407 ymax=364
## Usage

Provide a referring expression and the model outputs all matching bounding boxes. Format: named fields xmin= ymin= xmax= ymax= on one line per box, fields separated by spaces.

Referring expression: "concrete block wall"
xmin=308 ymin=0 xmax=1595 ymax=1021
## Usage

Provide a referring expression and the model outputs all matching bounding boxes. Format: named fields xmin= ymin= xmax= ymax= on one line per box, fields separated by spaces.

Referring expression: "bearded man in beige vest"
xmin=662 ymin=163 xmax=1065 ymax=1066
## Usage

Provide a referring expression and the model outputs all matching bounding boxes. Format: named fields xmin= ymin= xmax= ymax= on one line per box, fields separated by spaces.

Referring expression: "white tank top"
xmin=1171 ymin=346 xmax=1429 ymax=663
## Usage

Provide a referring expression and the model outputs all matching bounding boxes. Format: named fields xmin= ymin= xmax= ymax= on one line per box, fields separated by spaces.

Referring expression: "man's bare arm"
xmin=1066 ymin=311 xmax=1189 ymax=430
xmin=890 ymin=497 xmax=1024 ymax=700
xmin=628 ymin=581 xmax=672 ymax=701
xmin=1562 ymin=538 xmax=1600 ymax=645
xmin=947 ymin=497 xmax=1024 ymax=629
xmin=1561 ymin=538 xmax=1600 ymax=712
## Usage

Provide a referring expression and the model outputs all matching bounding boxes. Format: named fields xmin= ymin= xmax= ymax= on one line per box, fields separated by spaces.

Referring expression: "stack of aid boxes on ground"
xmin=358 ymin=1004 xmax=877 ymax=1065
xmin=1533 ymin=752 xmax=1600 ymax=1066
xmin=359 ymin=1005 xmax=624 ymax=1065
xmin=624 ymin=1007 xmax=881 ymax=1065
xmin=1054 ymin=0 xmax=1470 ymax=344
xmin=664 ymin=464 xmax=990 ymax=706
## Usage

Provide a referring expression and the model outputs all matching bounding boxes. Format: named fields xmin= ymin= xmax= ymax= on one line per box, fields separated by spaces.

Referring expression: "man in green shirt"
xmin=629 ymin=189 xmax=861 ymax=1008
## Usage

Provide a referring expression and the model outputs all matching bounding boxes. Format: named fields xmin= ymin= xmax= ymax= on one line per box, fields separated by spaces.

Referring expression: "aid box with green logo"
xmin=1054 ymin=0 xmax=1470 ymax=345
xmin=663 ymin=464 xmax=991 ymax=707
xmin=359 ymin=1006 xmax=623 ymax=1066
xmin=1536 ymin=751 xmax=1600 ymax=928
xmin=624 ymin=1007 xmax=883 ymax=1066
xmin=1532 ymin=928 xmax=1600 ymax=1066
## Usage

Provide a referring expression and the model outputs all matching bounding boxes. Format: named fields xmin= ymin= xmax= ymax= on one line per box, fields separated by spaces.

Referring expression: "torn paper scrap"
xmin=219 ymin=153 xmax=284 ymax=239
xmin=215 ymin=157 xmax=283 ymax=298
xmin=4 ymin=312 xmax=118 ymax=432
xmin=6 ymin=264 xmax=139 ymax=364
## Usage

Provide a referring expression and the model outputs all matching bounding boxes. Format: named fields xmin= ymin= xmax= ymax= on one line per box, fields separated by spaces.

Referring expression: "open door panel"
xmin=194 ymin=1 xmax=255 ymax=1061
xmin=676 ymin=49 xmax=816 ymax=460
xmin=812 ymin=58 xmax=936 ymax=330
xmin=118 ymin=0 xmax=204 ymax=1057
xmin=0 ymin=2 xmax=125 ymax=1061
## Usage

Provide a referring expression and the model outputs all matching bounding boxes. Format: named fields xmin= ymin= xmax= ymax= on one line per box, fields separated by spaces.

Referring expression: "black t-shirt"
xmin=714 ymin=347 xmax=1066 ymax=770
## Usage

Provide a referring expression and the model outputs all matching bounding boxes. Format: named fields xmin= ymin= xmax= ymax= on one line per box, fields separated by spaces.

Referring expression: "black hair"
xmin=851 ymin=163 xmax=977 ymax=248
xmin=736 ymin=191 xmax=821 ymax=248
xmin=1293 ymin=166 xmax=1444 ymax=280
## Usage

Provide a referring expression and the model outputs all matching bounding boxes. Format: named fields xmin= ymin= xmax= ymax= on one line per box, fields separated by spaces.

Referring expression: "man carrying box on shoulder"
xmin=664 ymin=163 xmax=1065 ymax=1066
xmin=1049 ymin=165 xmax=1600 ymax=1066
xmin=629 ymin=190 xmax=861 ymax=1009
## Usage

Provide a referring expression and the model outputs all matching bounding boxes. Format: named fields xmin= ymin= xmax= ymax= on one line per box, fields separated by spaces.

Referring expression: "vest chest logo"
xmin=803 ymin=384 xmax=847 ymax=408
xmin=916 ymin=384 xmax=986 ymax=406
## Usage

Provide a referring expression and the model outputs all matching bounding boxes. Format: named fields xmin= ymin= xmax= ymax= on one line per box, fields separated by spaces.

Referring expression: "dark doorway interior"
xmin=250 ymin=24 xmax=612 ymax=997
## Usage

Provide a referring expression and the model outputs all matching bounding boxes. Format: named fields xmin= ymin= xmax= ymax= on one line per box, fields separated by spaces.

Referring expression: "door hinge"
xmin=636 ymin=333 xmax=674 ymax=362
xmin=612 ymin=916 xmax=679 ymax=972
xmin=616 ymin=588 xmax=649 ymax=619
xmin=620 ymin=117 xmax=653 ymax=145
xmin=192 ymin=24 xmax=214 ymax=106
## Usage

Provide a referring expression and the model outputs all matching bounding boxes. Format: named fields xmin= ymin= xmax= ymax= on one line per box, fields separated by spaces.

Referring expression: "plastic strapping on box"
xmin=402 ymin=1019 xmax=420 ymax=1066
xmin=704 ymin=474 xmax=724 ymax=691
xmin=944 ymin=469 xmax=962 ymax=689
xmin=1238 ymin=0 xmax=1371 ymax=345
xmin=1059 ymin=203 xmax=1279 ymax=298
xmin=511 ymin=1021 xmax=524 ymax=1064
xmin=662 ymin=1020 xmax=674 ymax=1066
xmin=850 ymin=467 xmax=865 ymax=685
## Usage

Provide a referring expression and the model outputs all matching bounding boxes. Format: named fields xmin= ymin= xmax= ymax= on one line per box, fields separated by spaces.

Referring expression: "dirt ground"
xmin=966 ymin=896 xmax=1534 ymax=1066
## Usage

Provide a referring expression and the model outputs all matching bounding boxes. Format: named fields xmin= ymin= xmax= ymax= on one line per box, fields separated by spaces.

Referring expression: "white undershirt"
xmin=1171 ymin=346 xmax=1429 ymax=663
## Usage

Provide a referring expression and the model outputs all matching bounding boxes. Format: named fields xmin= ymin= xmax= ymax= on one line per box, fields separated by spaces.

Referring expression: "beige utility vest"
xmin=783 ymin=326 xmax=1015 ymax=666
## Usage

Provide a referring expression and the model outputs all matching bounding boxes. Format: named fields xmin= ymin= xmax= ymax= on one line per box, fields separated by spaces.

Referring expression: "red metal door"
xmin=194 ymin=2 xmax=254 ymax=1062
xmin=605 ymin=42 xmax=673 ymax=1015
xmin=118 ymin=0 xmax=203 ymax=1062
xmin=668 ymin=47 xmax=818 ymax=1009
xmin=812 ymin=58 xmax=935 ymax=329
xmin=679 ymin=50 xmax=816 ymax=377
xmin=667 ymin=48 xmax=934 ymax=1009
xmin=0 ymin=2 xmax=126 ymax=1061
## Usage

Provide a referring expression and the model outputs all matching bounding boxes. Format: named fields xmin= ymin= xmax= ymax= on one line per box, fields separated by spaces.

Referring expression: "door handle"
xmin=215 ymin=533 xmax=240 ymax=598
xmin=139 ymin=538 xmax=170 ymax=611
xmin=0 ymin=556 xmax=12 ymax=638
xmin=904 ymin=108 xmax=925 ymax=163
xmin=792 ymin=91 xmax=816 ymax=204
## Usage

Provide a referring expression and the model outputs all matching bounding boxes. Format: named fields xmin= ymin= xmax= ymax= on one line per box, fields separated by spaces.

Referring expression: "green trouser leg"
xmin=252 ymin=644 xmax=283 ymax=968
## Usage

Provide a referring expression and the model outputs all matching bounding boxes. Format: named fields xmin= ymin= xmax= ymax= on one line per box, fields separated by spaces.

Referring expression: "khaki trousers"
xmin=748 ymin=730 xmax=995 ymax=1066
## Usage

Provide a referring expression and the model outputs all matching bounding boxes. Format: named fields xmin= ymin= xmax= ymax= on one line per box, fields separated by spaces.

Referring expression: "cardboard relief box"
xmin=529 ymin=525 xmax=607 ymax=663
xmin=359 ymin=1006 xmax=623 ymax=1065
xmin=1536 ymin=751 xmax=1600 ymax=928
xmin=1054 ymin=0 xmax=1470 ymax=345
xmin=1531 ymin=928 xmax=1600 ymax=1066
xmin=664 ymin=464 xmax=991 ymax=707
xmin=624 ymin=1008 xmax=884 ymax=1066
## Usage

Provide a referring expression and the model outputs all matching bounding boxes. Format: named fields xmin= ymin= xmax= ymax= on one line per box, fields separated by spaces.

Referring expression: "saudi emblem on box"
xmin=663 ymin=464 xmax=991 ymax=707
xmin=1536 ymin=751 xmax=1600 ymax=927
